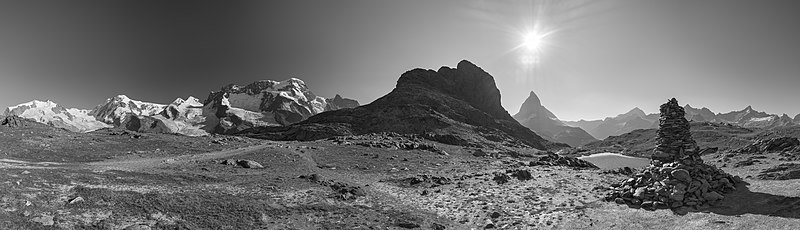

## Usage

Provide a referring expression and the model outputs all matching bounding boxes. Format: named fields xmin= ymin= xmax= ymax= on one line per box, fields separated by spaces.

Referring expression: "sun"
xmin=522 ymin=31 xmax=545 ymax=51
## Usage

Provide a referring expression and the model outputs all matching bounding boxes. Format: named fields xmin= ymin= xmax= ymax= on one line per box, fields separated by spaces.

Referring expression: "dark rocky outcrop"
xmin=734 ymin=137 xmax=800 ymax=154
xmin=758 ymin=163 xmax=800 ymax=180
xmin=529 ymin=153 xmax=598 ymax=168
xmin=513 ymin=91 xmax=596 ymax=147
xmin=239 ymin=60 xmax=566 ymax=150
xmin=604 ymin=98 xmax=743 ymax=213
xmin=1 ymin=115 xmax=33 ymax=127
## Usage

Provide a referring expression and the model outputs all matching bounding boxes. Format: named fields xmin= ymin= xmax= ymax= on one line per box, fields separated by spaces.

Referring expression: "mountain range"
xmin=2 ymin=78 xmax=359 ymax=136
xmin=565 ymin=104 xmax=798 ymax=140
xmin=3 ymin=60 xmax=798 ymax=149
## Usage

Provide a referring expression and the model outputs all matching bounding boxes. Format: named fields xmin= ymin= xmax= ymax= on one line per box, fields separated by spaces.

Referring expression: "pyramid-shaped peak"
xmin=526 ymin=91 xmax=541 ymax=105
xmin=624 ymin=107 xmax=646 ymax=117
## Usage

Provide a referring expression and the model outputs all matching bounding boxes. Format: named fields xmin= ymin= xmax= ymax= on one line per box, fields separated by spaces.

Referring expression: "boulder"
xmin=236 ymin=160 xmax=264 ymax=169
xmin=670 ymin=169 xmax=691 ymax=182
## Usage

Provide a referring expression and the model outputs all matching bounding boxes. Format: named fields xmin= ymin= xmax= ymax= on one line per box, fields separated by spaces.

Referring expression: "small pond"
xmin=577 ymin=153 xmax=650 ymax=170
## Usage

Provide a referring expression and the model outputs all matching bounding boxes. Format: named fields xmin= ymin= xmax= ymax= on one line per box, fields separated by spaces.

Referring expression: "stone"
xmin=673 ymin=207 xmax=690 ymax=215
xmin=236 ymin=160 xmax=264 ymax=169
xmin=68 ymin=196 xmax=84 ymax=204
xmin=641 ymin=201 xmax=654 ymax=210
xmin=31 ymin=215 xmax=54 ymax=226
xmin=633 ymin=187 xmax=647 ymax=199
xmin=124 ymin=225 xmax=152 ymax=230
xmin=703 ymin=191 xmax=724 ymax=201
xmin=614 ymin=198 xmax=625 ymax=204
xmin=510 ymin=170 xmax=532 ymax=180
xmin=671 ymin=169 xmax=691 ymax=182
xmin=490 ymin=212 xmax=501 ymax=219
xmin=492 ymin=172 xmax=510 ymax=184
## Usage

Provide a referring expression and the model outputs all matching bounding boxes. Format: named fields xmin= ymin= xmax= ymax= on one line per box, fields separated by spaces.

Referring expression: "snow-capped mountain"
xmin=90 ymin=95 xmax=166 ymax=126
xmin=3 ymin=100 xmax=110 ymax=132
xmin=203 ymin=78 xmax=359 ymax=134
xmin=122 ymin=96 xmax=209 ymax=136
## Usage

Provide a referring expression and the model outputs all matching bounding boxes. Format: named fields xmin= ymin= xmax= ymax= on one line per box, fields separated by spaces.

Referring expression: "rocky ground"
xmin=2 ymin=126 xmax=800 ymax=229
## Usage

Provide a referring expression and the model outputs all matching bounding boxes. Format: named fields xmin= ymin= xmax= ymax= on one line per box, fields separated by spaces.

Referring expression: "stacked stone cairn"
xmin=604 ymin=98 xmax=743 ymax=214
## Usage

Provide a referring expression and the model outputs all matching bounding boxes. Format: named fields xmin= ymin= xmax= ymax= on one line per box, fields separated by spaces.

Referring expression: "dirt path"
xmin=87 ymin=143 xmax=274 ymax=172
xmin=0 ymin=158 xmax=74 ymax=169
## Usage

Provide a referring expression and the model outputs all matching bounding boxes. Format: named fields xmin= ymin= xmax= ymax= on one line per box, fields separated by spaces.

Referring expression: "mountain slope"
xmin=122 ymin=96 xmax=209 ymax=136
xmin=90 ymin=95 xmax=166 ymax=126
xmin=513 ymin=91 xmax=596 ymax=147
xmin=565 ymin=108 xmax=657 ymax=140
xmin=203 ymin=78 xmax=360 ymax=134
xmin=3 ymin=100 xmax=110 ymax=132
xmin=240 ymin=60 xmax=566 ymax=150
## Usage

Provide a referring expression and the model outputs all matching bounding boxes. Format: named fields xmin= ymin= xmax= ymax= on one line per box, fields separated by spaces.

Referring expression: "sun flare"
xmin=523 ymin=32 xmax=545 ymax=51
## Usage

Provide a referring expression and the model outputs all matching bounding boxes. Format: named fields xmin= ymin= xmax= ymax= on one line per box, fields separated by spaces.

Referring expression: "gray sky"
xmin=1 ymin=0 xmax=798 ymax=120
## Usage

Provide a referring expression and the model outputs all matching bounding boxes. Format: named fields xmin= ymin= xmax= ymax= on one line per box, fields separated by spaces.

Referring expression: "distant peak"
xmin=523 ymin=91 xmax=542 ymax=106
xmin=110 ymin=95 xmax=131 ymax=102
xmin=629 ymin=107 xmax=645 ymax=113
xmin=744 ymin=105 xmax=753 ymax=111
xmin=284 ymin=77 xmax=305 ymax=83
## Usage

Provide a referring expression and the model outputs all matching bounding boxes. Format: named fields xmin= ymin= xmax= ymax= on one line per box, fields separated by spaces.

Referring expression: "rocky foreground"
xmin=1 ymin=122 xmax=800 ymax=229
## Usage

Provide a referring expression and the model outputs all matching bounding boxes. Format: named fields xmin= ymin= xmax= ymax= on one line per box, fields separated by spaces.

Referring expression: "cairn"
xmin=604 ymin=98 xmax=742 ymax=213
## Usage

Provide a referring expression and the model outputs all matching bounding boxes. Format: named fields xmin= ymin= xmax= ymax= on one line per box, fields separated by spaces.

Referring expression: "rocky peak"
xmin=397 ymin=59 xmax=511 ymax=122
xmin=514 ymin=91 xmax=557 ymax=121
xmin=795 ymin=114 xmax=800 ymax=123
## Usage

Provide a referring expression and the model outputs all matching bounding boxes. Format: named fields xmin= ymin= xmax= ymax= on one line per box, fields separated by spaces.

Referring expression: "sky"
xmin=0 ymin=0 xmax=798 ymax=121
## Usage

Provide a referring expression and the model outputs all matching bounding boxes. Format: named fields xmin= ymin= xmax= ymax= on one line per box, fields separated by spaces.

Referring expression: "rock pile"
xmin=219 ymin=159 xmax=264 ymax=168
xmin=331 ymin=133 xmax=449 ymax=155
xmin=604 ymin=98 xmax=742 ymax=213
xmin=299 ymin=174 xmax=365 ymax=200
xmin=529 ymin=153 xmax=598 ymax=169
